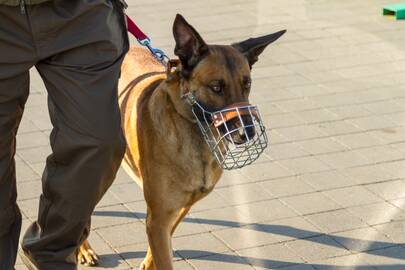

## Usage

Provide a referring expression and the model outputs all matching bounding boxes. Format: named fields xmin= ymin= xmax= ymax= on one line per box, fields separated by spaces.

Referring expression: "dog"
xmin=77 ymin=14 xmax=285 ymax=269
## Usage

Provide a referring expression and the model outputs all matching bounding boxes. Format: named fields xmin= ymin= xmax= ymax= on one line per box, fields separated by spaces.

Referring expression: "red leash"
xmin=125 ymin=14 xmax=169 ymax=63
xmin=125 ymin=14 xmax=148 ymax=41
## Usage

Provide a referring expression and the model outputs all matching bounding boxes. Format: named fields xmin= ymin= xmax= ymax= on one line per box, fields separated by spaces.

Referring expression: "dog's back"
xmin=118 ymin=47 xmax=166 ymax=184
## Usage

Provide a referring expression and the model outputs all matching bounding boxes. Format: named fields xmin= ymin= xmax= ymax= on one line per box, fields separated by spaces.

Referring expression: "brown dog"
xmin=77 ymin=14 xmax=285 ymax=269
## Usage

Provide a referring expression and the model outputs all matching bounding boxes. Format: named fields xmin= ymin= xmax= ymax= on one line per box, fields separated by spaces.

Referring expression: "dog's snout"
xmin=245 ymin=125 xmax=255 ymax=139
xmin=222 ymin=115 xmax=256 ymax=144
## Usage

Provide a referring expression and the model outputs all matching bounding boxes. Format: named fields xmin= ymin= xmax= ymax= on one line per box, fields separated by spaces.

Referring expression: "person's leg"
xmin=0 ymin=5 xmax=36 ymax=270
xmin=21 ymin=0 xmax=128 ymax=269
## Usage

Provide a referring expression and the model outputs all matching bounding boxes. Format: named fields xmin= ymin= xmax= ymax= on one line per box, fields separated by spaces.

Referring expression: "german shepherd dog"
xmin=77 ymin=14 xmax=285 ymax=270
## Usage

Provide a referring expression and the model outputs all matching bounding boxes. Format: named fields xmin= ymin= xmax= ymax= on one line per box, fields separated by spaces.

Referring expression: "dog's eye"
xmin=211 ymin=85 xmax=222 ymax=92
xmin=209 ymin=81 xmax=224 ymax=94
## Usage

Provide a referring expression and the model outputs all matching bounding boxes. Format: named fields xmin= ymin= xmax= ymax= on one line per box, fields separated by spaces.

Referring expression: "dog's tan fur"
xmin=77 ymin=15 xmax=285 ymax=269
xmin=118 ymin=46 xmax=224 ymax=270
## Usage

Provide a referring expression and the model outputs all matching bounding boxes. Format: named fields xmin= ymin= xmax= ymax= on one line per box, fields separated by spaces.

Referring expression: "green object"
xmin=383 ymin=3 xmax=405 ymax=19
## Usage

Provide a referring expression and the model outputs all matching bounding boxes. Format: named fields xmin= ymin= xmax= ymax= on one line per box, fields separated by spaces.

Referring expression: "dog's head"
xmin=173 ymin=14 xmax=285 ymax=144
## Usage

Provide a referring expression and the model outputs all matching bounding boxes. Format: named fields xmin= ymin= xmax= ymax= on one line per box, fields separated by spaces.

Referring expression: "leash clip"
xmin=138 ymin=38 xmax=170 ymax=64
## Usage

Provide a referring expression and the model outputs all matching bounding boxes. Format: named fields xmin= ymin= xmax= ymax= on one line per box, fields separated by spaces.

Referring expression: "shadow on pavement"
xmin=93 ymin=210 xmax=405 ymax=269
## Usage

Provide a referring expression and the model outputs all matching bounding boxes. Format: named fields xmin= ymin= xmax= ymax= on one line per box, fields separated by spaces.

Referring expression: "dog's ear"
xmin=173 ymin=14 xmax=208 ymax=76
xmin=232 ymin=30 xmax=286 ymax=68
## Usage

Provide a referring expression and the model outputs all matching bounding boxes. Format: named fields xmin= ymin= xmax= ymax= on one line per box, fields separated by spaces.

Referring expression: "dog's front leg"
xmin=145 ymin=207 xmax=177 ymax=270
xmin=140 ymin=206 xmax=191 ymax=270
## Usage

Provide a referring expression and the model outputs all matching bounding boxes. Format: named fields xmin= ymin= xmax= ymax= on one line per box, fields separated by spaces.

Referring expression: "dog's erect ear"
xmin=232 ymin=30 xmax=286 ymax=68
xmin=173 ymin=14 xmax=208 ymax=75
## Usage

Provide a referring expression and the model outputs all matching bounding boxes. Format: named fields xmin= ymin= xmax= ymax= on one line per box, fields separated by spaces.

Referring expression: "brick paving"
xmin=14 ymin=0 xmax=405 ymax=269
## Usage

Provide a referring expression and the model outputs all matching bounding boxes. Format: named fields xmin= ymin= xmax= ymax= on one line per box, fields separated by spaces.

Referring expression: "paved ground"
xmin=14 ymin=0 xmax=405 ymax=269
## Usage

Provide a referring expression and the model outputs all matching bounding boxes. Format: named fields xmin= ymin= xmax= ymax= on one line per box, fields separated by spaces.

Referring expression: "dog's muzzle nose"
xmin=191 ymin=101 xmax=268 ymax=170
xmin=224 ymin=115 xmax=256 ymax=145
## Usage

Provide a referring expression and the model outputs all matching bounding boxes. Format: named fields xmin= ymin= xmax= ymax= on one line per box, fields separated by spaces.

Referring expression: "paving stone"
xmin=265 ymin=113 xmax=306 ymax=129
xmin=16 ymin=145 xmax=52 ymax=164
xmin=24 ymin=105 xmax=53 ymax=131
xmin=174 ymin=232 xmax=231 ymax=259
xmin=297 ymin=138 xmax=348 ymax=155
xmin=278 ymin=265 xmax=317 ymax=270
xmin=348 ymin=116 xmax=398 ymax=131
xmin=277 ymin=156 xmax=331 ymax=175
xmin=260 ymin=176 xmax=316 ymax=198
xmin=297 ymin=109 xmax=341 ymax=124
xmin=188 ymin=251 xmax=255 ymax=270
xmin=362 ymin=100 xmax=405 ymax=115
xmin=334 ymin=132 xmax=384 ymax=149
xmin=312 ymin=254 xmax=375 ymax=270
xmin=238 ymin=243 xmax=306 ymax=270
xmin=216 ymin=182 xmax=273 ymax=206
xmin=373 ymin=221 xmax=405 ymax=244
xmin=96 ymin=221 xmax=148 ymax=248
xmin=276 ymin=125 xmax=327 ymax=141
xmin=114 ymin=168 xmax=134 ymax=185
xmin=371 ymin=127 xmax=405 ymax=144
xmin=305 ymin=209 xmax=367 ymax=234
xmin=353 ymin=146 xmax=405 ymax=165
xmin=173 ymin=216 xmax=210 ymax=238
xmin=286 ymin=235 xmax=350 ymax=262
xmin=115 ymin=242 xmax=149 ymax=268
xmin=240 ymin=161 xmax=294 ymax=182
xmin=191 ymin=205 xmax=255 ymax=231
xmin=377 ymin=160 xmax=405 ymax=179
xmin=29 ymin=162 xmax=46 ymax=175
xmin=265 ymin=142 xmax=309 ymax=161
xmin=172 ymin=260 xmax=197 ymax=270
xmin=96 ymin=190 xmax=122 ymax=208
xmin=16 ymin=180 xmax=42 ymax=201
xmin=322 ymin=186 xmax=383 ymax=208
xmin=281 ymin=192 xmax=341 ymax=215
xmin=18 ymin=118 xmax=39 ymax=134
xmin=16 ymin=161 xmax=40 ymax=182
xmin=110 ymin=182 xmax=144 ymax=203
xmin=327 ymin=105 xmax=372 ymax=120
xmin=300 ymin=171 xmax=354 ymax=191
xmin=214 ymin=170 xmax=252 ymax=188
xmin=342 ymin=165 xmax=396 ymax=185
xmin=16 ymin=131 xmax=49 ymax=150
xmin=316 ymin=121 xmax=361 ymax=136
xmin=19 ymin=198 xmax=39 ymax=219
xmin=360 ymin=246 xmax=405 ymax=270
xmin=316 ymin=151 xmax=371 ymax=169
xmin=213 ymin=216 xmax=320 ymax=250
xmin=365 ymin=180 xmax=405 ymax=200
xmin=330 ymin=227 xmax=395 ymax=253
xmin=189 ymin=190 xmax=231 ymax=213
xmin=232 ymin=199 xmax=298 ymax=224
xmin=348 ymin=202 xmax=405 ymax=226
xmin=92 ymin=204 xmax=137 ymax=229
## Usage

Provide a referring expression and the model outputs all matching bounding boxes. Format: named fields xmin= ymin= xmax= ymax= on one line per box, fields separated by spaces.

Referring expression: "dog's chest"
xmin=180 ymin=145 xmax=222 ymax=195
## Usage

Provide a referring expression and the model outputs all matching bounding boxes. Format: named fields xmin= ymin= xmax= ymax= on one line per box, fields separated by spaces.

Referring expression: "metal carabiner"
xmin=138 ymin=38 xmax=169 ymax=64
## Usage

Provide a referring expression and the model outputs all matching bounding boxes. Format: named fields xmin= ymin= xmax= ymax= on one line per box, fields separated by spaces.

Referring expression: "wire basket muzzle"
xmin=192 ymin=102 xmax=268 ymax=170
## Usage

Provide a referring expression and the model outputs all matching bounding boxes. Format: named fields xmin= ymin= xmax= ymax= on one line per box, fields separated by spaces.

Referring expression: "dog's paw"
xmin=139 ymin=259 xmax=154 ymax=270
xmin=78 ymin=240 xmax=99 ymax=267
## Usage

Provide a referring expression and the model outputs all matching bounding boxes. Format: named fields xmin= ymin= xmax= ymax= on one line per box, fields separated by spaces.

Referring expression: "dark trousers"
xmin=0 ymin=1 xmax=128 ymax=269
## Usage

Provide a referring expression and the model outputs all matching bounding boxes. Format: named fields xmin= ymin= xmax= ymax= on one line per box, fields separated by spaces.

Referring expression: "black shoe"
xmin=18 ymin=249 xmax=38 ymax=270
